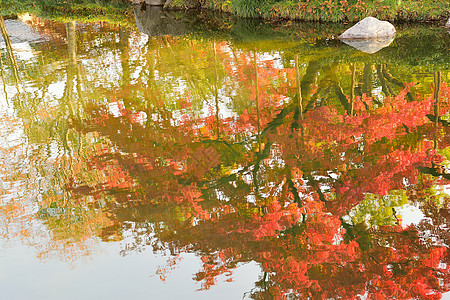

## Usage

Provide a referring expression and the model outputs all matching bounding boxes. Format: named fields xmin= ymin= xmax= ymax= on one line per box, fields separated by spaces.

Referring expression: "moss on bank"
xmin=167 ymin=0 xmax=450 ymax=23
xmin=2 ymin=0 xmax=449 ymax=24
xmin=1 ymin=0 xmax=135 ymax=26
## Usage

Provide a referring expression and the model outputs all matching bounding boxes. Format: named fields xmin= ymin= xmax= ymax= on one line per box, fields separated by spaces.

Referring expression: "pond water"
xmin=0 ymin=9 xmax=449 ymax=299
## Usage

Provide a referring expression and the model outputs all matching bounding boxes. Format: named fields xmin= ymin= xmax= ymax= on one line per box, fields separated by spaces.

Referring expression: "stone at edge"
xmin=134 ymin=6 xmax=189 ymax=36
xmin=338 ymin=17 xmax=396 ymax=39
xmin=132 ymin=0 xmax=165 ymax=6
xmin=446 ymin=18 xmax=450 ymax=28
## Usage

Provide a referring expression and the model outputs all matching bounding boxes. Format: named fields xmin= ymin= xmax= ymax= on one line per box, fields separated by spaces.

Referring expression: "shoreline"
xmin=2 ymin=0 xmax=449 ymax=27
xmin=163 ymin=0 xmax=450 ymax=24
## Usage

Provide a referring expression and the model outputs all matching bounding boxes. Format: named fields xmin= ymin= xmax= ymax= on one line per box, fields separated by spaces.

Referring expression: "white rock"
xmin=446 ymin=18 xmax=450 ymax=28
xmin=338 ymin=17 xmax=396 ymax=39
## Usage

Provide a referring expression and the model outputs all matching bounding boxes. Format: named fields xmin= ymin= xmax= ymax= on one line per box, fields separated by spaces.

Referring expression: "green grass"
xmin=1 ymin=0 xmax=448 ymax=23
xmin=190 ymin=0 xmax=450 ymax=22
xmin=1 ymin=0 xmax=135 ymax=26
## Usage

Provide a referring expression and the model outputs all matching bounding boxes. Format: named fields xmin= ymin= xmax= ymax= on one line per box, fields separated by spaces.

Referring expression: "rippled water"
xmin=0 ymin=11 xmax=449 ymax=299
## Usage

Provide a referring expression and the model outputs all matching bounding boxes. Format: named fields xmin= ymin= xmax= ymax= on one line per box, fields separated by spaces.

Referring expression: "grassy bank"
xmin=1 ymin=0 xmax=135 ymax=26
xmin=167 ymin=0 xmax=450 ymax=23
xmin=2 ymin=0 xmax=448 ymax=24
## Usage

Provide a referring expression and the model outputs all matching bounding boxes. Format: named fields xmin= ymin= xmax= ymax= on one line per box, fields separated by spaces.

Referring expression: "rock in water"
xmin=340 ymin=35 xmax=395 ymax=54
xmin=338 ymin=17 xmax=396 ymax=39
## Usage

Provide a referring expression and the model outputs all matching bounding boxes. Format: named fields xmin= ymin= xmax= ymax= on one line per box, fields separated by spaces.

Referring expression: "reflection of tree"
xmin=65 ymin=43 xmax=450 ymax=297
xmin=0 ymin=17 xmax=21 ymax=96
xmin=0 ymin=18 xmax=122 ymax=262
xmin=1 ymin=16 xmax=450 ymax=297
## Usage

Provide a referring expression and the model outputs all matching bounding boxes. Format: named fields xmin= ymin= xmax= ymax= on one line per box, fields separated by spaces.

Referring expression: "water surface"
xmin=0 ymin=12 xmax=449 ymax=299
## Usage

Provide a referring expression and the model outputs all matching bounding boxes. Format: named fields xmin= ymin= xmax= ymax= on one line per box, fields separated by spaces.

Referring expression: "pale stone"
xmin=338 ymin=17 xmax=396 ymax=39
xmin=340 ymin=35 xmax=395 ymax=54
xmin=134 ymin=6 xmax=189 ymax=37
xmin=446 ymin=18 xmax=450 ymax=28
xmin=132 ymin=0 xmax=165 ymax=6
